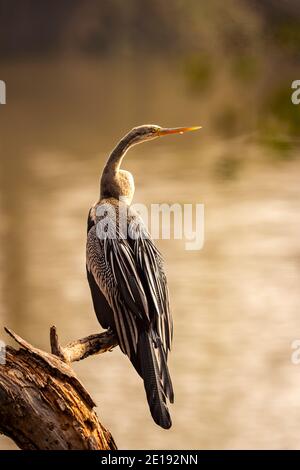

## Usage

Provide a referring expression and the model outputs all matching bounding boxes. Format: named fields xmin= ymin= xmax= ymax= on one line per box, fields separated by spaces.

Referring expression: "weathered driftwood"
xmin=0 ymin=327 xmax=118 ymax=450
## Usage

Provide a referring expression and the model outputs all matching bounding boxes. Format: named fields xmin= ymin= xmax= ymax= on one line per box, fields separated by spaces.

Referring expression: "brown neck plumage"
xmin=100 ymin=132 xmax=136 ymax=204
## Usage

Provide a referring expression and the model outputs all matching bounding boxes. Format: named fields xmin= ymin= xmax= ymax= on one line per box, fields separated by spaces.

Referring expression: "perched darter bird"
xmin=86 ymin=124 xmax=201 ymax=429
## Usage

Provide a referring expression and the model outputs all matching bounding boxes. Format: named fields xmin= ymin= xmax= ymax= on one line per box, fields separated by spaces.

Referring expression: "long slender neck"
xmin=100 ymin=133 xmax=136 ymax=203
xmin=104 ymin=133 xmax=133 ymax=173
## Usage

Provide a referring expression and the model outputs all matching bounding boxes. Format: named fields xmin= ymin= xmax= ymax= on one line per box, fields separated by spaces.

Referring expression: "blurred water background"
xmin=0 ymin=0 xmax=300 ymax=449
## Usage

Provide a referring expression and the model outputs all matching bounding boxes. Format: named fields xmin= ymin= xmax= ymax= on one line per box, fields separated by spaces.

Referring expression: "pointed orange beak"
xmin=157 ymin=126 xmax=202 ymax=136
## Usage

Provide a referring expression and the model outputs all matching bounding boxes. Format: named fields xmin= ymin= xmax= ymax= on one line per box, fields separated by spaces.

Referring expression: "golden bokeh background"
xmin=0 ymin=0 xmax=300 ymax=449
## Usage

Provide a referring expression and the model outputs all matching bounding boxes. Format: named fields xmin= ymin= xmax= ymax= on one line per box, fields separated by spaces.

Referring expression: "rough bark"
xmin=0 ymin=327 xmax=118 ymax=450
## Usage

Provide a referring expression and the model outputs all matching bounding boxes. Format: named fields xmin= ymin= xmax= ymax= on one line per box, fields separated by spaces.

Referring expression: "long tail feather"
xmin=156 ymin=337 xmax=174 ymax=404
xmin=138 ymin=331 xmax=173 ymax=429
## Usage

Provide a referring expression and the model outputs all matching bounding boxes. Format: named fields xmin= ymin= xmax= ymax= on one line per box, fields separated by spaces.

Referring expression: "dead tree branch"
xmin=0 ymin=327 xmax=118 ymax=450
xmin=49 ymin=326 xmax=118 ymax=363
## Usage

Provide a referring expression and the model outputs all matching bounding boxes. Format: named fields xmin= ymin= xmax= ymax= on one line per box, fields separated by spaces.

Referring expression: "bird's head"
xmin=127 ymin=124 xmax=201 ymax=145
xmin=101 ymin=124 xmax=201 ymax=204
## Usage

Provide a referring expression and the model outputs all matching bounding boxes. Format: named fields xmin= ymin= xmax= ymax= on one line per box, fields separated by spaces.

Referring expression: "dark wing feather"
xmin=104 ymin=235 xmax=150 ymax=322
xmin=87 ymin=225 xmax=141 ymax=359
xmin=130 ymin=218 xmax=173 ymax=354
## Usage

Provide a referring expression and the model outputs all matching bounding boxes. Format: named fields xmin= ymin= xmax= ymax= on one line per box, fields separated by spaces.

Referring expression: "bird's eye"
xmin=151 ymin=128 xmax=157 ymax=133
